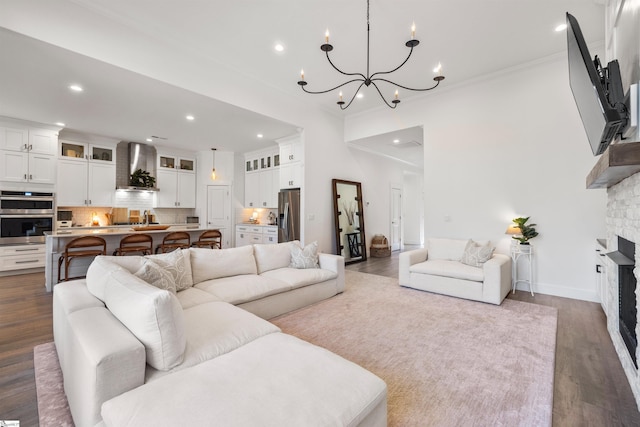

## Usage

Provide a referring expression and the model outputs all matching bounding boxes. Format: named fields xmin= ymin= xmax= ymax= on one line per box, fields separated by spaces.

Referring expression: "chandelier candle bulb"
xmin=325 ymin=29 xmax=330 ymax=43
xmin=411 ymin=22 xmax=416 ymax=39
xmin=300 ymin=69 xmax=304 ymax=80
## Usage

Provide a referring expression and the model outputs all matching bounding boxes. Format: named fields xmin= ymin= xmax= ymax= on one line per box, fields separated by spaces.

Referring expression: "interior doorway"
xmin=206 ymin=184 xmax=232 ymax=248
xmin=390 ymin=186 xmax=402 ymax=251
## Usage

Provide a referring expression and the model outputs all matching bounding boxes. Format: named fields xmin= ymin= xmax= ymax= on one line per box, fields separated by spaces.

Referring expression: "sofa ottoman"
xmin=102 ymin=333 xmax=388 ymax=427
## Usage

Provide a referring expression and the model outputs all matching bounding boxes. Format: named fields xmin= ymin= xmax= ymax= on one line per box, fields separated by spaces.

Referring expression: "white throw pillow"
xmin=145 ymin=249 xmax=193 ymax=292
xmin=460 ymin=240 xmax=494 ymax=267
xmin=427 ymin=238 xmax=470 ymax=261
xmin=104 ymin=269 xmax=186 ymax=371
xmin=134 ymin=259 xmax=177 ymax=293
xmin=290 ymin=241 xmax=319 ymax=269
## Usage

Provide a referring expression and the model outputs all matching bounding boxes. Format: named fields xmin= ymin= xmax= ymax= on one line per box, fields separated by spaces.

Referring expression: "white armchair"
xmin=399 ymin=238 xmax=511 ymax=305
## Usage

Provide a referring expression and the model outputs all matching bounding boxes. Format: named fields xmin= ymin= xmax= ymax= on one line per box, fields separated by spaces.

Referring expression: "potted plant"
xmin=511 ymin=216 xmax=538 ymax=252
xmin=129 ymin=169 xmax=156 ymax=188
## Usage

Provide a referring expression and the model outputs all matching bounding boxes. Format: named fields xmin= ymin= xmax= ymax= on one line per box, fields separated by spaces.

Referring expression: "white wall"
xmin=345 ymin=56 xmax=608 ymax=301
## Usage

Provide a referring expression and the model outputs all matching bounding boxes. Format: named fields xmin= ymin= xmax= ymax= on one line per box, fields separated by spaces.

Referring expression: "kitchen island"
xmin=44 ymin=225 xmax=207 ymax=291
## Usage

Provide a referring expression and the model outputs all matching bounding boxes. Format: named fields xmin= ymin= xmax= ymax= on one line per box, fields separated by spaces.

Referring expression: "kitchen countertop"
xmin=45 ymin=224 xmax=204 ymax=237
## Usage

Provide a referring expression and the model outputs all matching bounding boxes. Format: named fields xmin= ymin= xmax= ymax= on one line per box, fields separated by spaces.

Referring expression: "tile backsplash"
xmin=59 ymin=191 xmax=195 ymax=226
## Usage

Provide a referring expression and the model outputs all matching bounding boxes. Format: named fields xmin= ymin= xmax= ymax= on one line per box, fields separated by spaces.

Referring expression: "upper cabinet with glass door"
xmin=60 ymin=140 xmax=114 ymax=163
xmin=158 ymin=154 xmax=195 ymax=173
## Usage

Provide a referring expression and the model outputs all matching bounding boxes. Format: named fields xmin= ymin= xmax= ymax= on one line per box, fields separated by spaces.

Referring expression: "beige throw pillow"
xmin=290 ymin=241 xmax=319 ymax=269
xmin=145 ymin=249 xmax=193 ymax=292
xmin=134 ymin=259 xmax=177 ymax=293
xmin=460 ymin=240 xmax=494 ymax=267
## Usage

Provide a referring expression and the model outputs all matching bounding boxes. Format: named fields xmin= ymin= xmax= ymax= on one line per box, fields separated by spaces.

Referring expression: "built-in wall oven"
xmin=0 ymin=190 xmax=55 ymax=243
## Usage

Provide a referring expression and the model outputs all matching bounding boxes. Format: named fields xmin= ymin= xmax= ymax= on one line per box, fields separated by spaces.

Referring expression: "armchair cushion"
xmin=410 ymin=259 xmax=484 ymax=282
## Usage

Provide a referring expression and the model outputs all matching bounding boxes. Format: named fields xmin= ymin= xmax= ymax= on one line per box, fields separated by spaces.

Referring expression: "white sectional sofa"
xmin=399 ymin=238 xmax=511 ymax=305
xmin=53 ymin=241 xmax=387 ymax=427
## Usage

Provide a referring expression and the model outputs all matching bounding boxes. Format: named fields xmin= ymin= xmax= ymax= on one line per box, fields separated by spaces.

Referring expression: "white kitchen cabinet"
xmin=60 ymin=140 xmax=115 ymax=162
xmin=0 ymin=244 xmax=45 ymax=272
xmin=259 ymin=168 xmax=279 ymax=208
xmin=235 ymin=225 xmax=278 ymax=247
xmin=0 ymin=127 xmax=57 ymax=184
xmin=0 ymin=150 xmax=56 ymax=184
xmin=244 ymin=147 xmax=279 ymax=208
xmin=29 ymin=129 xmax=58 ymax=155
xmin=57 ymin=140 xmax=116 ymax=207
xmin=279 ymin=162 xmax=302 ymax=189
xmin=155 ymin=169 xmax=196 ymax=208
xmin=262 ymin=226 xmax=278 ymax=244
xmin=244 ymin=171 xmax=261 ymax=208
xmin=1 ymin=126 xmax=56 ymax=155
xmin=0 ymin=126 xmax=28 ymax=151
xmin=57 ymin=159 xmax=115 ymax=206
xmin=158 ymin=154 xmax=195 ymax=173
xmin=277 ymin=135 xmax=303 ymax=190
xmin=235 ymin=225 xmax=263 ymax=247
xmin=279 ymin=139 xmax=303 ymax=165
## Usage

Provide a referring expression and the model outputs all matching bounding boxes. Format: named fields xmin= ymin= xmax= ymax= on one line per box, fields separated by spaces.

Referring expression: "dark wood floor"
xmin=2 ymin=251 xmax=640 ymax=426
xmin=348 ymin=250 xmax=640 ymax=426
xmin=0 ymin=272 xmax=52 ymax=426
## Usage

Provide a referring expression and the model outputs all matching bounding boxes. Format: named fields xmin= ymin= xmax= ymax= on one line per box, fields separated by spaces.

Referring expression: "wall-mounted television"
xmin=566 ymin=12 xmax=629 ymax=156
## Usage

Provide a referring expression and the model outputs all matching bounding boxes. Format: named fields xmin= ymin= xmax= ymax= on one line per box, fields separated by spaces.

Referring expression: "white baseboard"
xmin=515 ymin=281 xmax=600 ymax=303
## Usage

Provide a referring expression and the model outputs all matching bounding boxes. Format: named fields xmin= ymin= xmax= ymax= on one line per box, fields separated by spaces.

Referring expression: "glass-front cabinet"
xmin=158 ymin=154 xmax=194 ymax=173
xmin=60 ymin=141 xmax=114 ymax=163
xmin=57 ymin=140 xmax=116 ymax=206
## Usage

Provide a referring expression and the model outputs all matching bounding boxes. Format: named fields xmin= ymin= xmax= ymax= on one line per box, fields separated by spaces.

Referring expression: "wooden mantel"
xmin=587 ymin=141 xmax=640 ymax=189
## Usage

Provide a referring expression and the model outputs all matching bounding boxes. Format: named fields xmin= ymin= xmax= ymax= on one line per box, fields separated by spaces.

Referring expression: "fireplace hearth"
xmin=608 ymin=236 xmax=637 ymax=368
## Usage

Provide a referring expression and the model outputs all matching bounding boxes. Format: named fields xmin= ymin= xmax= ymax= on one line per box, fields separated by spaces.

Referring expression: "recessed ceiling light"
xmin=393 ymin=139 xmax=400 ymax=144
xmin=55 ymin=122 xmax=66 ymax=127
xmin=146 ymin=138 xmax=153 ymax=142
xmin=257 ymin=134 xmax=263 ymax=138
xmin=69 ymin=84 xmax=83 ymax=92
xmin=186 ymin=115 xmax=195 ymax=121
xmin=274 ymin=44 xmax=284 ymax=52
xmin=356 ymin=93 xmax=363 ymax=99
xmin=555 ymin=23 xmax=567 ymax=32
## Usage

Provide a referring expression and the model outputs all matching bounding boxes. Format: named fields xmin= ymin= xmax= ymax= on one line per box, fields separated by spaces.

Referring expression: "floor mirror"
xmin=332 ymin=179 xmax=367 ymax=264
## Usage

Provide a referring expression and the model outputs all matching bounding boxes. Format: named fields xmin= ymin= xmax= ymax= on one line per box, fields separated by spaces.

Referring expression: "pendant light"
xmin=211 ymin=148 xmax=217 ymax=180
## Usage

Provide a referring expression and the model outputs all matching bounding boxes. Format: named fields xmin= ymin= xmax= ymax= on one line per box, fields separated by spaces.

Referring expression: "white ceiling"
xmin=0 ymin=0 xmax=605 ymax=163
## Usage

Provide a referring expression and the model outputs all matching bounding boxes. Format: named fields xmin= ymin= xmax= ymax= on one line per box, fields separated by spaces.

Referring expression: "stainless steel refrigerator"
xmin=278 ymin=188 xmax=300 ymax=242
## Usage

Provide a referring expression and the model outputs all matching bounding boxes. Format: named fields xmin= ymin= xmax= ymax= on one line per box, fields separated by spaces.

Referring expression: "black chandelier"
xmin=297 ymin=0 xmax=445 ymax=110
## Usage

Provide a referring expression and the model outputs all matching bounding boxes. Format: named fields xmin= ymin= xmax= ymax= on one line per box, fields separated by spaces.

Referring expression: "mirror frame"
xmin=332 ymin=179 xmax=367 ymax=264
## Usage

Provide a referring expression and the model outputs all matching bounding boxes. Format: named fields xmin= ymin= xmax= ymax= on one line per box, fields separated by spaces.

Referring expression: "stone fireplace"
xmin=605 ymin=172 xmax=640 ymax=407
xmin=607 ymin=236 xmax=637 ymax=368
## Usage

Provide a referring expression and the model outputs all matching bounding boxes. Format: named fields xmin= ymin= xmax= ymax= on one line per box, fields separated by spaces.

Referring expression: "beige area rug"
xmin=33 ymin=342 xmax=73 ymax=427
xmin=34 ymin=271 xmax=557 ymax=426
xmin=272 ymin=271 xmax=558 ymax=427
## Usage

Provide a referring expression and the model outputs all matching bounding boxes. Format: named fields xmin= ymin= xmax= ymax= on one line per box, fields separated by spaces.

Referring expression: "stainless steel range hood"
xmin=116 ymin=141 xmax=159 ymax=191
